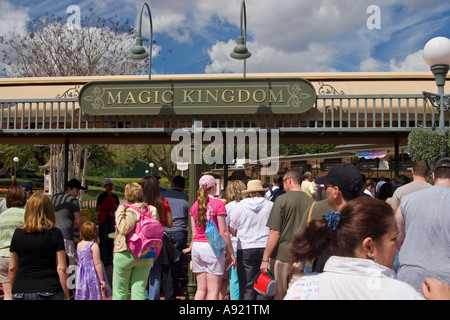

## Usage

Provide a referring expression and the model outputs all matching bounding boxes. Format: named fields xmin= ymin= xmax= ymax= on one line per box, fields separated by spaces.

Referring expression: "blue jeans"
xmin=146 ymin=261 xmax=162 ymax=300
xmin=12 ymin=291 xmax=63 ymax=300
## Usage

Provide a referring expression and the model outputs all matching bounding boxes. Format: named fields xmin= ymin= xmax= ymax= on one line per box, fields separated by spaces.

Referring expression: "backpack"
xmin=122 ymin=204 xmax=164 ymax=259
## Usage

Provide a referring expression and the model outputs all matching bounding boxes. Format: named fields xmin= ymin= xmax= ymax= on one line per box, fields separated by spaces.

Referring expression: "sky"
xmin=0 ymin=0 xmax=449 ymax=76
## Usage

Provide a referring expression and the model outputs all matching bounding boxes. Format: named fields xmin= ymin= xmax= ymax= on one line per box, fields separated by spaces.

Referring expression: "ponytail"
xmin=196 ymin=185 xmax=209 ymax=228
xmin=291 ymin=218 xmax=335 ymax=263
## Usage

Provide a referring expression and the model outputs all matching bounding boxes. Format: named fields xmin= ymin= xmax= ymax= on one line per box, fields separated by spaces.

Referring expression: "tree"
xmin=1 ymin=9 xmax=152 ymax=197
xmin=1 ymin=9 xmax=147 ymax=77
xmin=108 ymin=144 xmax=179 ymax=181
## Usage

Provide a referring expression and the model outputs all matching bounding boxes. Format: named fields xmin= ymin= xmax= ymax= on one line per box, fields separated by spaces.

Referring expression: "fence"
xmin=0 ymin=94 xmax=445 ymax=137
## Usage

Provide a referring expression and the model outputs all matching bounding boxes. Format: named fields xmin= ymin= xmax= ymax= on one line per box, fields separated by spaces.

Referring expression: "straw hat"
xmin=242 ymin=180 xmax=268 ymax=194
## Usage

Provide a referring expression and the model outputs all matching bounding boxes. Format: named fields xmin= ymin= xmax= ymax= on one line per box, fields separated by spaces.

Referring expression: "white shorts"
xmin=191 ymin=241 xmax=225 ymax=276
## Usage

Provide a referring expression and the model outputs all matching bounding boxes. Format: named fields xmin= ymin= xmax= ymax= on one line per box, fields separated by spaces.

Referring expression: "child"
xmin=75 ymin=221 xmax=112 ymax=300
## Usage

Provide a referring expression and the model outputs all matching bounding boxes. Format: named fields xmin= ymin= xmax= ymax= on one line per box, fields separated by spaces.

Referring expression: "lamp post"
xmin=423 ymin=36 xmax=450 ymax=131
xmin=13 ymin=157 xmax=19 ymax=177
xmin=230 ymin=0 xmax=251 ymax=78
xmin=149 ymin=162 xmax=154 ymax=176
xmin=129 ymin=2 xmax=154 ymax=80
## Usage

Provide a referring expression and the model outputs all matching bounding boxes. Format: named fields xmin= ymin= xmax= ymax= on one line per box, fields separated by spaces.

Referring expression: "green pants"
xmin=112 ymin=250 xmax=153 ymax=300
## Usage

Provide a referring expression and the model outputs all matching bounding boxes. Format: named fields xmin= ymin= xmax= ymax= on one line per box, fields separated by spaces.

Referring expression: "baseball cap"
xmin=315 ymin=163 xmax=363 ymax=193
xmin=434 ymin=157 xmax=450 ymax=170
xmin=103 ymin=178 xmax=114 ymax=186
xmin=67 ymin=178 xmax=86 ymax=190
xmin=19 ymin=183 xmax=33 ymax=192
xmin=199 ymin=174 xmax=216 ymax=189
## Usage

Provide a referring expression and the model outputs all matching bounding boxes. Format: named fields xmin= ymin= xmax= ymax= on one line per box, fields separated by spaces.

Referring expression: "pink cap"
xmin=199 ymin=174 xmax=216 ymax=189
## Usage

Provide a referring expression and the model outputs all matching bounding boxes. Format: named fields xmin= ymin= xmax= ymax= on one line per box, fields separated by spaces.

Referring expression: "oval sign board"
xmin=79 ymin=78 xmax=316 ymax=115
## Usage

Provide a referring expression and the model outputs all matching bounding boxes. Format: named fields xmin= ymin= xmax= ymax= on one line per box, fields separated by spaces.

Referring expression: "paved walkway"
xmin=0 ymin=266 xmax=188 ymax=300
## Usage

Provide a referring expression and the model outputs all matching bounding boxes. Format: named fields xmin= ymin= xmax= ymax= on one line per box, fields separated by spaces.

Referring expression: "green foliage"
xmin=407 ymin=128 xmax=449 ymax=169
xmin=280 ymin=144 xmax=336 ymax=156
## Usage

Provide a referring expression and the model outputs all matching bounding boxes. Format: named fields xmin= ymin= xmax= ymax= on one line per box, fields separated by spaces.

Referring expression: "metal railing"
xmin=0 ymin=94 xmax=444 ymax=136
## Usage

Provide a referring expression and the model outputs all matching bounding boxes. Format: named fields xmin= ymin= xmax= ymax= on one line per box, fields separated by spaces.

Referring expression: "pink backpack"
xmin=123 ymin=204 xmax=164 ymax=259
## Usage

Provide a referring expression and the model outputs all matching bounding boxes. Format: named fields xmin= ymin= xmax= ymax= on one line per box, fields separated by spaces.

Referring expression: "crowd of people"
xmin=0 ymin=156 xmax=449 ymax=300
xmin=0 ymin=175 xmax=189 ymax=300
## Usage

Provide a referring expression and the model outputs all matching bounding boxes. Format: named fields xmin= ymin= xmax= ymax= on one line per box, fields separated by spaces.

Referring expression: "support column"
xmin=394 ymin=134 xmax=399 ymax=177
xmin=64 ymin=136 xmax=69 ymax=189
xmin=187 ymin=121 xmax=202 ymax=300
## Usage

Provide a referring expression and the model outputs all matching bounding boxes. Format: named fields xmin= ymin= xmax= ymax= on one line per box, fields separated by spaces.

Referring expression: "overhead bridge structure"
xmin=0 ymin=72 xmax=447 ymax=146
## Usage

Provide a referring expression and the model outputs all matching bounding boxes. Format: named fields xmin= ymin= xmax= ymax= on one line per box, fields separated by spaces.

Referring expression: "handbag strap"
xmin=306 ymin=201 xmax=316 ymax=225
xmin=206 ymin=197 xmax=215 ymax=222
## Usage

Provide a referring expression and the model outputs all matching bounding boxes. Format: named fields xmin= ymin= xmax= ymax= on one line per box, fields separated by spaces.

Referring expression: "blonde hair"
xmin=80 ymin=221 xmax=98 ymax=241
xmin=20 ymin=192 xmax=56 ymax=233
xmin=225 ymin=180 xmax=246 ymax=202
xmin=125 ymin=182 xmax=143 ymax=204
xmin=196 ymin=185 xmax=210 ymax=229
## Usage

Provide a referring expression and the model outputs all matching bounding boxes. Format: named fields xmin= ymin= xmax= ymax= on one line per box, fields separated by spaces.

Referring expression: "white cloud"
xmin=1 ymin=0 xmax=447 ymax=74
xmin=360 ymin=50 xmax=430 ymax=72
xmin=360 ymin=57 xmax=389 ymax=72
xmin=388 ymin=50 xmax=429 ymax=72
xmin=205 ymin=40 xmax=338 ymax=73
xmin=201 ymin=0 xmax=442 ymax=73
xmin=0 ymin=1 xmax=29 ymax=35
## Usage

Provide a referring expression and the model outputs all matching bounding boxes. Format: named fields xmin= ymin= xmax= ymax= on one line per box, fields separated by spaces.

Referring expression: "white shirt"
xmin=228 ymin=197 xmax=273 ymax=250
xmin=225 ymin=201 xmax=239 ymax=252
xmin=284 ymin=256 xmax=424 ymax=300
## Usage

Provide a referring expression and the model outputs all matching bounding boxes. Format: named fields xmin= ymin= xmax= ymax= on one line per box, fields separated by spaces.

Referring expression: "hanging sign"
xmin=78 ymin=78 xmax=316 ymax=115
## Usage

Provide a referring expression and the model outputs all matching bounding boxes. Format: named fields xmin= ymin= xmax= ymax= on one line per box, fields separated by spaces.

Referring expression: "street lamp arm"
xmin=239 ymin=0 xmax=247 ymax=40
xmin=129 ymin=2 xmax=154 ymax=80
xmin=138 ymin=3 xmax=153 ymax=48
xmin=230 ymin=0 xmax=251 ymax=78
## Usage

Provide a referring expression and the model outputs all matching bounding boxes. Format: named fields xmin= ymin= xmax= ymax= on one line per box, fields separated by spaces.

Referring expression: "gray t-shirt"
xmin=391 ymin=180 xmax=432 ymax=207
xmin=52 ymin=192 xmax=80 ymax=240
xmin=160 ymin=189 xmax=189 ymax=233
xmin=397 ymin=185 xmax=450 ymax=293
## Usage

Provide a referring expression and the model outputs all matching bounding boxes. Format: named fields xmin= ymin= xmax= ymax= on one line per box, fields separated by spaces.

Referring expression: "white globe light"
xmin=423 ymin=37 xmax=450 ymax=67
xmin=13 ymin=157 xmax=19 ymax=163
xmin=149 ymin=162 xmax=154 ymax=168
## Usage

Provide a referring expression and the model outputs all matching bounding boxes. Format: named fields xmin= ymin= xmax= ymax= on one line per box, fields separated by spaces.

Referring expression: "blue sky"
xmin=1 ymin=0 xmax=449 ymax=75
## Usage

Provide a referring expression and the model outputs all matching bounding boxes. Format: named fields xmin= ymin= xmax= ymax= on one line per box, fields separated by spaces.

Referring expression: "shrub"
xmin=407 ymin=127 xmax=449 ymax=170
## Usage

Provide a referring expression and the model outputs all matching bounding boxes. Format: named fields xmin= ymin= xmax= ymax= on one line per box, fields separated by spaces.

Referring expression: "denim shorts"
xmin=12 ymin=291 xmax=63 ymax=300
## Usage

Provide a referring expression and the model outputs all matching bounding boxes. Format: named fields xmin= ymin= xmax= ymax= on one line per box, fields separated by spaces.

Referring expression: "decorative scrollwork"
xmin=318 ymin=81 xmax=344 ymax=95
xmin=423 ymin=91 xmax=450 ymax=112
xmin=287 ymin=84 xmax=312 ymax=108
xmin=56 ymin=85 xmax=81 ymax=98
xmin=83 ymin=87 xmax=106 ymax=110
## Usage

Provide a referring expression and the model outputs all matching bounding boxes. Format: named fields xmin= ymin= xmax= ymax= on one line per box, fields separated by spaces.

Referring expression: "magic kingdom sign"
xmin=78 ymin=78 xmax=316 ymax=115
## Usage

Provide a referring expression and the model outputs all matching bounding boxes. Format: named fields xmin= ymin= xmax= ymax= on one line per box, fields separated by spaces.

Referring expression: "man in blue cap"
xmin=19 ymin=183 xmax=33 ymax=200
xmin=292 ymin=163 xmax=364 ymax=275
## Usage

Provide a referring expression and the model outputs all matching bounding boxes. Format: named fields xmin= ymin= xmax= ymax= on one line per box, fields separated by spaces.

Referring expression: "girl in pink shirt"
xmin=183 ymin=174 xmax=235 ymax=300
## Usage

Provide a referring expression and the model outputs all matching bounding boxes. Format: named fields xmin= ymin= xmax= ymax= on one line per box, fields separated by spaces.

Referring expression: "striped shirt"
xmin=0 ymin=207 xmax=25 ymax=257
